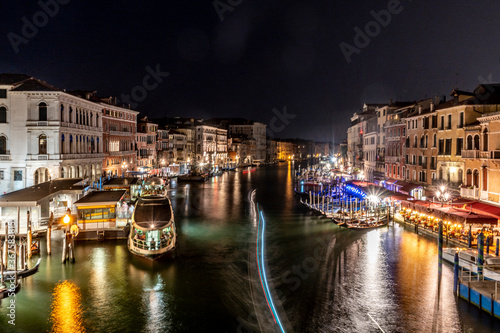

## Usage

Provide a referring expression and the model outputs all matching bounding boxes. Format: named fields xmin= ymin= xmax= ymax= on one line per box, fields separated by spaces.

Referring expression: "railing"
xmin=479 ymin=151 xmax=489 ymax=159
xmin=60 ymin=153 xmax=105 ymax=159
xmin=460 ymin=187 xmax=479 ymax=199
xmin=461 ymin=150 xmax=480 ymax=159
xmin=131 ymin=237 xmax=173 ymax=251
xmin=0 ymin=155 xmax=10 ymax=161
xmin=109 ymin=130 xmax=132 ymax=136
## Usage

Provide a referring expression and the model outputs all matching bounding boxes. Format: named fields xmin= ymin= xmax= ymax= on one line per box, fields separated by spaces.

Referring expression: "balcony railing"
xmin=479 ymin=151 xmax=489 ymax=159
xmin=460 ymin=187 xmax=479 ymax=199
xmin=461 ymin=150 xmax=479 ymax=159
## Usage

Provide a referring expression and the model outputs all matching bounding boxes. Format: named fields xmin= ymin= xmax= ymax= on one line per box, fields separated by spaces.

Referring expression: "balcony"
xmin=60 ymin=153 xmax=105 ymax=160
xmin=429 ymin=163 xmax=437 ymax=170
xmin=109 ymin=130 xmax=132 ymax=136
xmin=480 ymin=151 xmax=489 ymax=159
xmin=0 ymin=154 xmax=11 ymax=161
xmin=461 ymin=150 xmax=479 ymax=159
xmin=460 ymin=187 xmax=479 ymax=199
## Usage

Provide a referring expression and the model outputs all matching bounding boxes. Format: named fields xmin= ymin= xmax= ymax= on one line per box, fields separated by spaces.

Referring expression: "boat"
xmin=128 ymin=195 xmax=177 ymax=260
xmin=442 ymin=248 xmax=500 ymax=281
xmin=346 ymin=217 xmax=388 ymax=230
xmin=1 ymin=258 xmax=41 ymax=279
xmin=177 ymin=173 xmax=207 ymax=182
xmin=0 ymin=282 xmax=21 ymax=300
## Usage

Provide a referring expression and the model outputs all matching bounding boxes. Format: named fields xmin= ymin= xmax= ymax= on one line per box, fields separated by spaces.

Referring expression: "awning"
xmin=397 ymin=182 xmax=422 ymax=195
xmin=385 ymin=179 xmax=398 ymax=185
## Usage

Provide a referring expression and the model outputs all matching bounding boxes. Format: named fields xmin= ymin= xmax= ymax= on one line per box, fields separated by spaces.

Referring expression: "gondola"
xmin=0 ymin=282 xmax=21 ymax=300
xmin=1 ymin=258 xmax=41 ymax=279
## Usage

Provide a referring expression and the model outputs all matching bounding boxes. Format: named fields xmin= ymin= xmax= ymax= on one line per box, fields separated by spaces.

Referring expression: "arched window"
xmin=76 ymin=109 xmax=79 ymax=124
xmin=61 ymin=167 xmax=65 ymax=178
xmin=473 ymin=169 xmax=479 ymax=187
xmin=61 ymin=134 xmax=65 ymax=154
xmin=70 ymin=135 xmax=73 ymax=153
xmin=0 ymin=107 xmax=6 ymax=123
xmin=439 ymin=167 xmax=443 ymax=180
xmin=60 ymin=104 xmax=64 ymax=122
xmin=433 ymin=133 xmax=436 ymax=147
xmin=80 ymin=110 xmax=83 ymax=124
xmin=39 ymin=102 xmax=47 ymax=121
xmin=466 ymin=169 xmax=472 ymax=186
xmin=467 ymin=135 xmax=472 ymax=150
xmin=474 ymin=135 xmax=480 ymax=150
xmin=96 ymin=114 xmax=99 ymax=127
xmin=69 ymin=106 xmax=73 ymax=123
xmin=458 ymin=169 xmax=463 ymax=184
xmin=483 ymin=128 xmax=488 ymax=151
xmin=90 ymin=113 xmax=93 ymax=127
xmin=0 ymin=136 xmax=6 ymax=154
xmin=39 ymin=134 xmax=47 ymax=154
xmin=86 ymin=112 xmax=89 ymax=126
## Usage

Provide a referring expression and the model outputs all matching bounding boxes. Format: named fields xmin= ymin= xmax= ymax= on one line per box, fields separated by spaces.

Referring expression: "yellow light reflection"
xmin=50 ymin=280 xmax=86 ymax=333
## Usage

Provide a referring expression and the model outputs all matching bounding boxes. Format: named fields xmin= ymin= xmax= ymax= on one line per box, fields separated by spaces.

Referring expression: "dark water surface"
xmin=1 ymin=163 xmax=499 ymax=332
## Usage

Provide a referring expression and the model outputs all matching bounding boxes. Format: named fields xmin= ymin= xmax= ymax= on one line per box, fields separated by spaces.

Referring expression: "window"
xmin=447 ymin=114 xmax=452 ymax=129
xmin=0 ymin=107 xmax=6 ymax=123
xmin=0 ymin=89 xmax=6 ymax=98
xmin=0 ymin=171 xmax=4 ymax=180
xmin=459 ymin=112 xmax=464 ymax=128
xmin=432 ymin=115 xmax=437 ymax=128
xmin=0 ymin=136 xmax=5 ymax=154
xmin=445 ymin=139 xmax=452 ymax=155
xmin=39 ymin=134 xmax=47 ymax=154
xmin=433 ymin=134 xmax=436 ymax=147
xmin=69 ymin=106 xmax=73 ymax=123
xmin=60 ymin=104 xmax=64 ymax=122
xmin=438 ymin=139 xmax=444 ymax=155
xmin=14 ymin=170 xmax=22 ymax=181
xmin=456 ymin=138 xmax=463 ymax=155
xmin=39 ymin=102 xmax=47 ymax=121
xmin=440 ymin=116 xmax=444 ymax=130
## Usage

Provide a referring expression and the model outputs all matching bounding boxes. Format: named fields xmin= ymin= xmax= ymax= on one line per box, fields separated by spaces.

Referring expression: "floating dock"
xmin=458 ymin=278 xmax=500 ymax=319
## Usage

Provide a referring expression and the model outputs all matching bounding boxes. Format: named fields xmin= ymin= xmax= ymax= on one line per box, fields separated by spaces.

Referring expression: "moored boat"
xmin=128 ymin=195 xmax=177 ymax=260
xmin=442 ymin=248 xmax=500 ymax=281
xmin=1 ymin=258 xmax=41 ymax=279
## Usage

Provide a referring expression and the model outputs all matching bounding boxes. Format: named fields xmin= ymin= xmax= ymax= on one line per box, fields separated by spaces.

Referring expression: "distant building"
xmin=137 ymin=116 xmax=158 ymax=170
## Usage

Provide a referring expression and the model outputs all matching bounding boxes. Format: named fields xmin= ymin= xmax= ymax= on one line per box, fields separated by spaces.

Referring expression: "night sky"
xmin=1 ymin=0 xmax=500 ymax=142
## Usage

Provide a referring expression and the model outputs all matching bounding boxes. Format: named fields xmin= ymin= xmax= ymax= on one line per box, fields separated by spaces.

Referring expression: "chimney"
xmin=434 ymin=95 xmax=440 ymax=106
xmin=389 ymin=99 xmax=393 ymax=105
xmin=430 ymin=102 xmax=434 ymax=112
xmin=418 ymin=105 xmax=422 ymax=114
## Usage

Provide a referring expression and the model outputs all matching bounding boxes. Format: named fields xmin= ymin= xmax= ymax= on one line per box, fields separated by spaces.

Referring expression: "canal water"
xmin=1 ymin=163 xmax=500 ymax=332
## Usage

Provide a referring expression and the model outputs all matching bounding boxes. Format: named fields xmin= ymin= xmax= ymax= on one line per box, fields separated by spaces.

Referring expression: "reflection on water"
xmin=50 ymin=280 xmax=86 ymax=333
xmin=1 ymin=165 xmax=500 ymax=333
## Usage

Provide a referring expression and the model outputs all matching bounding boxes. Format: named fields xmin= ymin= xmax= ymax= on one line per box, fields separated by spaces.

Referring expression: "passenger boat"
xmin=128 ymin=195 xmax=177 ymax=260
xmin=442 ymin=248 xmax=500 ymax=281
xmin=1 ymin=258 xmax=41 ymax=279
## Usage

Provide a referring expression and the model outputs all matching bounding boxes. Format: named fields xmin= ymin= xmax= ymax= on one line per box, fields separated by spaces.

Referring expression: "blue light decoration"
xmin=256 ymin=209 xmax=286 ymax=333
xmin=344 ymin=184 xmax=367 ymax=199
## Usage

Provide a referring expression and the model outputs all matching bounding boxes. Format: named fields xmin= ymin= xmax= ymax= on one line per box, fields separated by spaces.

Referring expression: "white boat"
xmin=128 ymin=195 xmax=177 ymax=260
xmin=442 ymin=248 xmax=500 ymax=281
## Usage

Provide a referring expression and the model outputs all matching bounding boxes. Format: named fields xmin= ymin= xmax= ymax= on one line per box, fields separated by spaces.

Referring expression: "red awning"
xmin=385 ymin=178 xmax=398 ymax=185
xmin=398 ymin=182 xmax=422 ymax=195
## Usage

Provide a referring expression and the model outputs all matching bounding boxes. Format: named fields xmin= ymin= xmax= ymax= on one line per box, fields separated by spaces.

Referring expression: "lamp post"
xmin=435 ymin=185 xmax=450 ymax=207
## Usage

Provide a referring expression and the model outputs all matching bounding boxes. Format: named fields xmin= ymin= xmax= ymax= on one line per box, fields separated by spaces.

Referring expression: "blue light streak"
xmin=257 ymin=209 xmax=286 ymax=333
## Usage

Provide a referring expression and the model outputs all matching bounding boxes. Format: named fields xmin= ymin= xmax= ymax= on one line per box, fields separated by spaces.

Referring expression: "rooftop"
xmin=0 ymin=179 xmax=85 ymax=206
xmin=75 ymin=190 xmax=126 ymax=205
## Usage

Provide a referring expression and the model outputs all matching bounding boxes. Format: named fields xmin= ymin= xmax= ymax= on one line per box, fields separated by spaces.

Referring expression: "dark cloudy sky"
xmin=1 ymin=0 xmax=500 ymax=143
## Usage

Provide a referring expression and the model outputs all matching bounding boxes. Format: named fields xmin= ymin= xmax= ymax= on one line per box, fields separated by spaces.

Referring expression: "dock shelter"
xmin=0 ymin=178 xmax=88 ymax=234
xmin=74 ymin=190 xmax=128 ymax=230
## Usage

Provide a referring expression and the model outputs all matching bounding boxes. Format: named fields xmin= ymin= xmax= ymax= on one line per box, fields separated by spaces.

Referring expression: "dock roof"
xmin=75 ymin=190 xmax=126 ymax=206
xmin=0 ymin=179 xmax=85 ymax=207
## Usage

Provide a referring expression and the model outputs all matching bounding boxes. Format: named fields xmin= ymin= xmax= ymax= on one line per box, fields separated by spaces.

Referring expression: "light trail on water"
xmin=256 ymin=206 xmax=286 ymax=333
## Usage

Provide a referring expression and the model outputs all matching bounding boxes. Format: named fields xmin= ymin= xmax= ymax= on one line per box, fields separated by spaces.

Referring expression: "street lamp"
xmin=435 ymin=186 xmax=450 ymax=207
